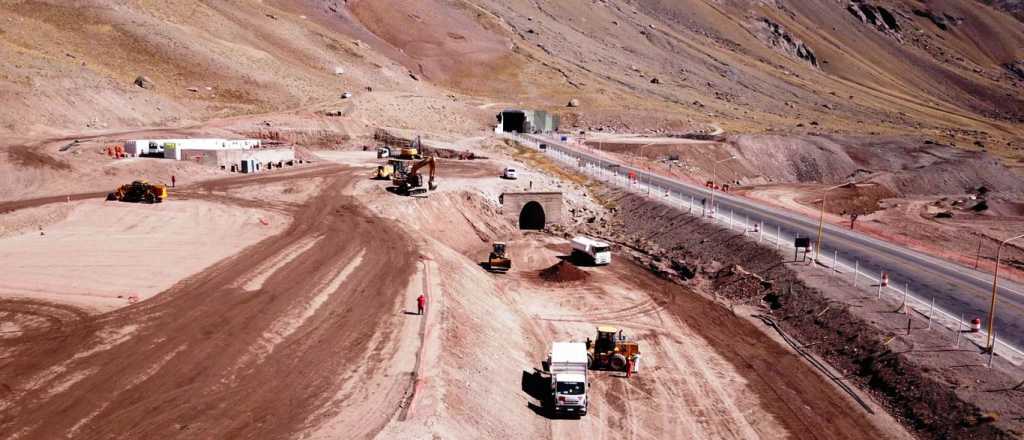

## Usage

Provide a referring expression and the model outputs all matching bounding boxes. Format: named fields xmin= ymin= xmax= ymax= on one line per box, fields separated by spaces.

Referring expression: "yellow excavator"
xmin=106 ymin=180 xmax=168 ymax=204
xmin=486 ymin=242 xmax=512 ymax=272
xmin=391 ymin=156 xmax=437 ymax=196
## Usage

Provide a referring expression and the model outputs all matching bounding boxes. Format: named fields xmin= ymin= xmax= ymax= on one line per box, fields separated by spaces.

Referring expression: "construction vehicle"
xmin=373 ymin=160 xmax=397 ymax=180
xmin=377 ymin=147 xmax=390 ymax=158
xmin=393 ymin=135 xmax=423 ymax=160
xmin=373 ymin=164 xmax=393 ymax=179
xmin=106 ymin=180 xmax=167 ymax=204
xmin=586 ymin=326 xmax=640 ymax=373
xmin=486 ymin=242 xmax=512 ymax=272
xmin=571 ymin=236 xmax=612 ymax=266
xmin=545 ymin=342 xmax=589 ymax=416
xmin=391 ymin=156 xmax=437 ymax=196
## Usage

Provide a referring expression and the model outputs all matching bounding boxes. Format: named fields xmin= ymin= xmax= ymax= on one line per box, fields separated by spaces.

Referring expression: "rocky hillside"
xmin=1 ymin=0 xmax=1022 ymax=159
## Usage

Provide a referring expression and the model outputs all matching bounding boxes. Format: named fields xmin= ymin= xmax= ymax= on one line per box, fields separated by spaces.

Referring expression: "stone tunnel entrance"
xmin=518 ymin=201 xmax=546 ymax=230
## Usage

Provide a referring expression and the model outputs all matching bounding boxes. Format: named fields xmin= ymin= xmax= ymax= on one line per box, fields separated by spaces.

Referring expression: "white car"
xmin=503 ymin=167 xmax=518 ymax=179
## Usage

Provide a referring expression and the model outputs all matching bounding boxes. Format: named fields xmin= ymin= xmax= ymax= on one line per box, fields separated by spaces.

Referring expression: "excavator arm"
xmin=409 ymin=156 xmax=437 ymax=190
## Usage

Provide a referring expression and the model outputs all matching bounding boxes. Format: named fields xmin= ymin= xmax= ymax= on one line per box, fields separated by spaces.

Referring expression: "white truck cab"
xmin=549 ymin=342 xmax=588 ymax=416
xmin=570 ymin=236 xmax=612 ymax=265
xmin=503 ymin=167 xmax=518 ymax=179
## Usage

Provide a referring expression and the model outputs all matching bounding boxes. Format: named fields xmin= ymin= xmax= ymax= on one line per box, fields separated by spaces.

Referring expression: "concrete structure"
xmin=499 ymin=192 xmax=564 ymax=230
xmin=123 ymin=139 xmax=261 ymax=159
xmin=495 ymin=110 xmax=559 ymax=134
xmin=181 ymin=147 xmax=295 ymax=172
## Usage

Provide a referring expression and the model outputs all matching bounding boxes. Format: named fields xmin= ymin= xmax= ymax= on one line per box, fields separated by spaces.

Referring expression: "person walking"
xmin=171 ymin=175 xmax=176 ymax=188
xmin=416 ymin=294 xmax=426 ymax=315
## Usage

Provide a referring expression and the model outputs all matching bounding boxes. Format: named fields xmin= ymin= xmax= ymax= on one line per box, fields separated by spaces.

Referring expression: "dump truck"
xmin=547 ymin=342 xmax=589 ymax=416
xmin=106 ymin=180 xmax=167 ymax=204
xmin=486 ymin=242 xmax=511 ymax=272
xmin=586 ymin=325 xmax=640 ymax=374
xmin=570 ymin=236 xmax=611 ymax=266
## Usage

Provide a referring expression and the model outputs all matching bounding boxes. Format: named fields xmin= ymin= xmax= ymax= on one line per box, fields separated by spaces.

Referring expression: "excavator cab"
xmin=487 ymin=242 xmax=511 ymax=272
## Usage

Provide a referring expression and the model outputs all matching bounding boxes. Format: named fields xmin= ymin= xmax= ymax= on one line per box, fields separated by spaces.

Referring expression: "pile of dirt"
xmin=7 ymin=146 xmax=71 ymax=171
xmin=538 ymin=260 xmax=590 ymax=283
xmin=712 ymin=264 xmax=774 ymax=303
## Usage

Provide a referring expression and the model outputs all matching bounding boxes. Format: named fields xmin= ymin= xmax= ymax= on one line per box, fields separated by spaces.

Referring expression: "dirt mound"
xmin=7 ymin=146 xmax=71 ymax=171
xmin=538 ymin=260 xmax=590 ymax=282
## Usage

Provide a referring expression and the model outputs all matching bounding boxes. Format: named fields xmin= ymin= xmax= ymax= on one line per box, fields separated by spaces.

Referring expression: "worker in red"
xmin=416 ymin=294 xmax=426 ymax=315
xmin=171 ymin=175 xmax=176 ymax=188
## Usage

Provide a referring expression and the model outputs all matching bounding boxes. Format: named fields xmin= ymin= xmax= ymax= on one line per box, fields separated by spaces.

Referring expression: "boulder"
xmin=134 ymin=75 xmax=154 ymax=90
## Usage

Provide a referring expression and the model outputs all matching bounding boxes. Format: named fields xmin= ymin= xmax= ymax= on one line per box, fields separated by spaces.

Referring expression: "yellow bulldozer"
xmin=486 ymin=242 xmax=512 ymax=272
xmin=586 ymin=326 xmax=640 ymax=373
xmin=106 ymin=180 xmax=167 ymax=204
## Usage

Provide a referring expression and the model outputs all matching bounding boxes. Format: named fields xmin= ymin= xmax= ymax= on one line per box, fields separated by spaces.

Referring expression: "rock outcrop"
xmin=755 ymin=18 xmax=819 ymax=68
xmin=847 ymin=2 xmax=902 ymax=40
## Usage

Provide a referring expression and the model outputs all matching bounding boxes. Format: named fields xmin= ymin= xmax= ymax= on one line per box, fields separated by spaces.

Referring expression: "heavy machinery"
xmin=486 ymin=242 xmax=512 ymax=272
xmin=391 ymin=156 xmax=437 ymax=196
xmin=546 ymin=342 xmax=589 ymax=416
xmin=392 ymin=135 xmax=424 ymax=160
xmin=586 ymin=326 xmax=640 ymax=373
xmin=106 ymin=180 xmax=167 ymax=204
xmin=373 ymin=160 xmax=399 ymax=180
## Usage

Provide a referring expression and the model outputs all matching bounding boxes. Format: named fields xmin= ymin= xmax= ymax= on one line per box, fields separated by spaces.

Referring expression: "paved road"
xmin=524 ymin=133 xmax=1024 ymax=351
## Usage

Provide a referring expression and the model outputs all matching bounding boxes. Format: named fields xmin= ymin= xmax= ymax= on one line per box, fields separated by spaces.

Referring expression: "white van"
xmin=503 ymin=167 xmax=518 ymax=179
xmin=570 ymin=236 xmax=611 ymax=265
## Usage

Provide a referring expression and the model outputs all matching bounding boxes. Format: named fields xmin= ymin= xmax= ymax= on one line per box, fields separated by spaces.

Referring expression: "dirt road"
xmin=0 ymin=166 xmax=422 ymax=439
xmin=506 ymin=238 xmax=904 ymax=440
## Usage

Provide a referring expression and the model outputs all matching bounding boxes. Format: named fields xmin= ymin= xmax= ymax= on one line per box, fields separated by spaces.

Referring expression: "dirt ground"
xmin=0 ymin=146 xmax=917 ymax=439
xmin=0 ymin=198 xmax=286 ymax=313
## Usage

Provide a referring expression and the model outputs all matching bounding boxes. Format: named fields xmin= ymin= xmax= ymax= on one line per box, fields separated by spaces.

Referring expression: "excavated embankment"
xmin=583 ymin=187 xmax=1014 ymax=439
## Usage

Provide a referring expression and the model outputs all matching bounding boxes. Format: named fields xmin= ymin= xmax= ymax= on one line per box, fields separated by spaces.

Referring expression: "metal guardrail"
xmin=500 ymin=132 xmax=1024 ymax=365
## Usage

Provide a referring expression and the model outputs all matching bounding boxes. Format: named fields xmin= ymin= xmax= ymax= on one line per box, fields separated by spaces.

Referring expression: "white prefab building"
xmin=162 ymin=139 xmax=262 ymax=160
xmin=123 ymin=139 xmax=261 ymax=159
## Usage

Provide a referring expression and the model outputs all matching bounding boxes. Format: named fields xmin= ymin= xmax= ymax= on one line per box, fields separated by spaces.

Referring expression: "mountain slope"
xmin=0 ymin=0 xmax=1021 ymax=159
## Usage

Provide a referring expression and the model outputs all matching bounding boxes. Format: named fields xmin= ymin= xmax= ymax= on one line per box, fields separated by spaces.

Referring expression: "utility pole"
xmin=986 ymin=233 xmax=1024 ymax=351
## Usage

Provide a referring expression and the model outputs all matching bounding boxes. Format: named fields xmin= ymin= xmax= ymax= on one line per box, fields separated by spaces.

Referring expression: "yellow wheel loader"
xmin=486 ymin=242 xmax=512 ymax=272
xmin=586 ymin=326 xmax=640 ymax=373
xmin=106 ymin=180 xmax=167 ymax=204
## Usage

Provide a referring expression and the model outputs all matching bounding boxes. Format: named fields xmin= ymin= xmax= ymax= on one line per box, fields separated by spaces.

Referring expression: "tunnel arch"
xmin=518 ymin=201 xmax=546 ymax=230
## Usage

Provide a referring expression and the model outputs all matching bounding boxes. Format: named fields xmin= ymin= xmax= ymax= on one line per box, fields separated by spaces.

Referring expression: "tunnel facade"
xmin=500 ymin=192 xmax=564 ymax=230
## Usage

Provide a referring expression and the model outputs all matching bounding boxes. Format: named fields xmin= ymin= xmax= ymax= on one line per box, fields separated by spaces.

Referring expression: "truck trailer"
xmin=570 ymin=236 xmax=612 ymax=265
xmin=548 ymin=342 xmax=589 ymax=416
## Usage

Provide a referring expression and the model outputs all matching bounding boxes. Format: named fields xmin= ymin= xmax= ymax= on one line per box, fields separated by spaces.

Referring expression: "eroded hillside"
xmin=1 ymin=0 xmax=1022 ymax=156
